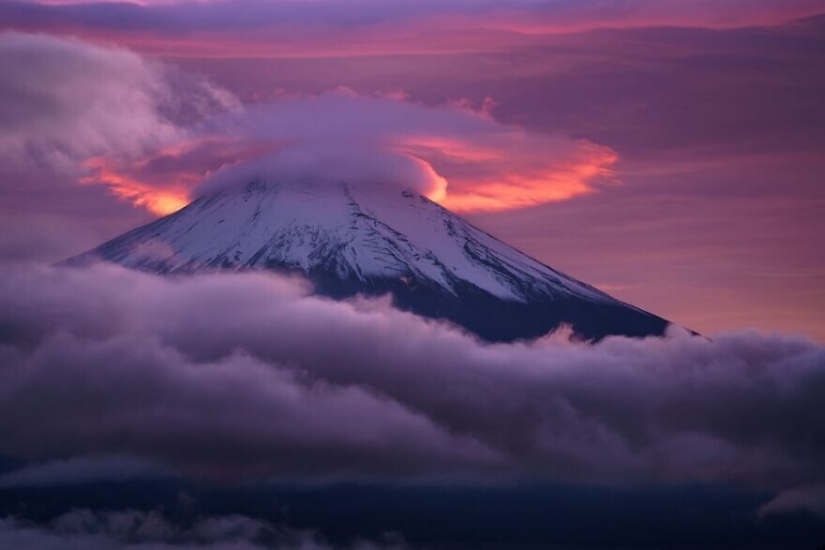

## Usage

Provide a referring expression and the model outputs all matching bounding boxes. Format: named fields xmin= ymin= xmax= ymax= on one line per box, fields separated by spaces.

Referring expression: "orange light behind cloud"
xmin=81 ymin=156 xmax=190 ymax=216
xmin=79 ymin=127 xmax=618 ymax=217
xmin=81 ymin=141 xmax=617 ymax=217
xmin=398 ymin=134 xmax=619 ymax=213
xmin=79 ymin=136 xmax=280 ymax=216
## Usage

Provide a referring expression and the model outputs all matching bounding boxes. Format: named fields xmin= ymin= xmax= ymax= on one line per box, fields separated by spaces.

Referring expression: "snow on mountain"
xmin=72 ymin=178 xmax=670 ymax=341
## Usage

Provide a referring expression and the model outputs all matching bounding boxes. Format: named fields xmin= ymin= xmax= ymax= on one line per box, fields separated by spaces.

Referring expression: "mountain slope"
xmin=71 ymin=179 xmax=670 ymax=341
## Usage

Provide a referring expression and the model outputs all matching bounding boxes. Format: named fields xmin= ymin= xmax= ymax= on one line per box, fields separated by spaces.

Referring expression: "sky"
xmin=1 ymin=0 xmax=824 ymax=339
xmin=1 ymin=2 xmax=825 ymax=547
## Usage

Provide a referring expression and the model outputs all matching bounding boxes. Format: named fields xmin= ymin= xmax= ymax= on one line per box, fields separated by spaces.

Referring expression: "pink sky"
xmin=1 ymin=0 xmax=823 ymax=339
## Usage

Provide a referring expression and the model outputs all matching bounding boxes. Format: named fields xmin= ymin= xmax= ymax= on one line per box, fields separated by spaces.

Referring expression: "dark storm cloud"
xmin=0 ymin=264 xmax=823 ymax=515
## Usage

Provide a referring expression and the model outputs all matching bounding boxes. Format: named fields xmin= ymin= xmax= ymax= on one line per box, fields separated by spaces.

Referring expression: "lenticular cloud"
xmin=0 ymin=263 xmax=823 ymax=515
xmin=194 ymin=142 xmax=448 ymax=200
xmin=201 ymin=90 xmax=617 ymax=211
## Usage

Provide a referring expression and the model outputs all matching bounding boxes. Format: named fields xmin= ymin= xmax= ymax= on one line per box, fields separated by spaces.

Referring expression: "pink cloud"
xmin=0 ymin=32 xmax=237 ymax=171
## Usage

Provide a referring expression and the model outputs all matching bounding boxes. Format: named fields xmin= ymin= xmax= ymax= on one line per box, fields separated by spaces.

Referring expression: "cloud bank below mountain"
xmin=0 ymin=263 xmax=823 ymax=517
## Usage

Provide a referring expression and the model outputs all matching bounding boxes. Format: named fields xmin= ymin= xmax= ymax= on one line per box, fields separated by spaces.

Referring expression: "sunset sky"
xmin=1 ymin=0 xmax=824 ymax=339
xmin=2 ymin=3 xmax=825 ymax=547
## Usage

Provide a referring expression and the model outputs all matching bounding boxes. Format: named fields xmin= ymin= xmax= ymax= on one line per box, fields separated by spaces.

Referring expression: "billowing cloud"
xmin=0 ymin=31 xmax=239 ymax=216
xmin=0 ymin=264 xmax=822 ymax=504
xmin=0 ymin=32 xmax=237 ymax=171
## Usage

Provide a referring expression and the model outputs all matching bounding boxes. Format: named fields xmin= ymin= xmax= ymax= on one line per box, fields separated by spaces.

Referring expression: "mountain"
xmin=70 ymin=179 xmax=670 ymax=341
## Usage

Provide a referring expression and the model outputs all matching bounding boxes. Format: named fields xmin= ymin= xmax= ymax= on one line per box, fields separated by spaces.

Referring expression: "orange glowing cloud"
xmin=439 ymin=152 xmax=618 ymax=213
xmin=395 ymin=133 xmax=618 ymax=213
xmin=81 ymin=156 xmax=189 ymax=215
xmin=79 ymin=137 xmax=277 ymax=215
xmin=74 ymin=88 xmax=620 ymax=217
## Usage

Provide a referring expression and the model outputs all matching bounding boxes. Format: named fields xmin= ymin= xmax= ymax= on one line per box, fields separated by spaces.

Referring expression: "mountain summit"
xmin=72 ymin=179 xmax=670 ymax=341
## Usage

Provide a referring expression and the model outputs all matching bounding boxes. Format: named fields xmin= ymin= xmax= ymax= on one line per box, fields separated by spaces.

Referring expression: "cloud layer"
xmin=0 ymin=264 xmax=823 ymax=515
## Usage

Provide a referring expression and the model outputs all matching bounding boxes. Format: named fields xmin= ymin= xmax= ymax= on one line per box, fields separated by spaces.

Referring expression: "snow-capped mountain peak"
xmin=72 ymin=178 xmax=670 ymax=341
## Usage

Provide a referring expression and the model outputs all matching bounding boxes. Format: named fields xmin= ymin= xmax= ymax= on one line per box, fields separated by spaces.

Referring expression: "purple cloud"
xmin=0 ymin=264 xmax=822 ymax=503
xmin=0 ymin=32 xmax=237 ymax=172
